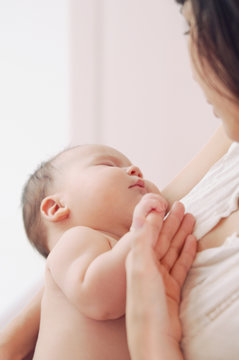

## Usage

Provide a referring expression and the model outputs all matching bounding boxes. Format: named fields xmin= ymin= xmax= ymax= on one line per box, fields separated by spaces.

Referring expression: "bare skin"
xmin=126 ymin=207 xmax=197 ymax=360
xmin=33 ymin=195 xmax=196 ymax=360
xmin=0 ymin=125 xmax=233 ymax=360
xmin=162 ymin=125 xmax=238 ymax=252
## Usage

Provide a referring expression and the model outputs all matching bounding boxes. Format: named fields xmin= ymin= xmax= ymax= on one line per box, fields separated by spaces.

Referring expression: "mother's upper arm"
xmin=162 ymin=125 xmax=232 ymax=206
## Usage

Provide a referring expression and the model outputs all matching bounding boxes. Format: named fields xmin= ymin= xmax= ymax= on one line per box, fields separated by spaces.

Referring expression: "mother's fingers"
xmin=154 ymin=202 xmax=185 ymax=259
xmin=160 ymin=213 xmax=195 ymax=272
xmin=170 ymin=234 xmax=197 ymax=288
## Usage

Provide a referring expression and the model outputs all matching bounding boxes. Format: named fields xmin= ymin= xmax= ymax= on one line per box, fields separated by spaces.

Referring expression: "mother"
xmin=126 ymin=1 xmax=239 ymax=359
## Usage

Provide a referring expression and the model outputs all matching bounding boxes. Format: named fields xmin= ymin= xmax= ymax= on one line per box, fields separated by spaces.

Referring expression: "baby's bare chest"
xmin=36 ymin=272 xmax=130 ymax=360
xmin=74 ymin=315 xmax=130 ymax=360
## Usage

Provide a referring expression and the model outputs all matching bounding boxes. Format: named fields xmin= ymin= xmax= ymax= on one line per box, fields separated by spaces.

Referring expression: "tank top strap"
xmin=180 ymin=142 xmax=239 ymax=239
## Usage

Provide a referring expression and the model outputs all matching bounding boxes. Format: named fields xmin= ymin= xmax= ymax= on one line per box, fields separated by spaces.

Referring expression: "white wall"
xmin=70 ymin=0 xmax=219 ymax=187
xmin=0 ymin=0 xmax=70 ymax=325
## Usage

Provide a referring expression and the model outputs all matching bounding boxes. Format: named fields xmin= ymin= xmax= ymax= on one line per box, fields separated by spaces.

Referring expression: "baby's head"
xmin=22 ymin=144 xmax=162 ymax=257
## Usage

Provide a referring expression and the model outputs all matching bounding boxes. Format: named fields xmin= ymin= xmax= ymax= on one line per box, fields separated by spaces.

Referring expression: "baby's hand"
xmin=130 ymin=193 xmax=168 ymax=247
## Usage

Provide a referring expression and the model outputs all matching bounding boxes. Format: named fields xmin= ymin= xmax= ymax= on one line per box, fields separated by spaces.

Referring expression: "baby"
xmin=22 ymin=143 xmax=191 ymax=360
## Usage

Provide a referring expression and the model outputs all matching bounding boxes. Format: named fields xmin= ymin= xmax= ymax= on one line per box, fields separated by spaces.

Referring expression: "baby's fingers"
xmin=130 ymin=193 xmax=167 ymax=247
xmin=131 ymin=193 xmax=167 ymax=231
xmin=170 ymin=234 xmax=197 ymax=288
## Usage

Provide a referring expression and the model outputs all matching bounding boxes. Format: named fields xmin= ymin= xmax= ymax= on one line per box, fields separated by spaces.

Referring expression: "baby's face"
xmin=56 ymin=144 xmax=162 ymax=237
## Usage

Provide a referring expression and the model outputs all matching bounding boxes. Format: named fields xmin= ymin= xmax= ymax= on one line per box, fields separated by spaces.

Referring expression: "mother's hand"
xmin=126 ymin=201 xmax=197 ymax=360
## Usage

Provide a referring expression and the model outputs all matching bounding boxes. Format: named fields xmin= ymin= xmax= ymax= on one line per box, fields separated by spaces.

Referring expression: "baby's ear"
xmin=40 ymin=195 xmax=70 ymax=222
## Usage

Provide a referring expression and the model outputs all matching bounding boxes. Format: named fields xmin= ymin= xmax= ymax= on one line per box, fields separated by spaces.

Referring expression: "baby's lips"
xmin=129 ymin=179 xmax=145 ymax=189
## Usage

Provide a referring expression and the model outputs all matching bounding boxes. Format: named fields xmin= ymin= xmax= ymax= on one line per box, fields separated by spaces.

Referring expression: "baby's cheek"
xmin=146 ymin=180 xmax=160 ymax=195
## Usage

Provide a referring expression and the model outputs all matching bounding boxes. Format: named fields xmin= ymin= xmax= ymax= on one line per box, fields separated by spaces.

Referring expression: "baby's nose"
xmin=126 ymin=165 xmax=143 ymax=178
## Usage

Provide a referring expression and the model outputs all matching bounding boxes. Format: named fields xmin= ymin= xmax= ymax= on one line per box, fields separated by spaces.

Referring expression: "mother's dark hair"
xmin=176 ymin=0 xmax=239 ymax=100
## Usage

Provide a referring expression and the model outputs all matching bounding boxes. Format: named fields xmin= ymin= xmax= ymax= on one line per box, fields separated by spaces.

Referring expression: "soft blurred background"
xmin=0 ymin=0 xmax=219 ymax=327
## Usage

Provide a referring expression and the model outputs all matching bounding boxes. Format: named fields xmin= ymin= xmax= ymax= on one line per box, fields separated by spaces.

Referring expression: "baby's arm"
xmin=47 ymin=194 xmax=167 ymax=321
xmin=47 ymin=225 xmax=131 ymax=320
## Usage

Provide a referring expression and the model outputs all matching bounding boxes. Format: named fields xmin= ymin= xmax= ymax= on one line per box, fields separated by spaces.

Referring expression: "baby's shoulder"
xmin=48 ymin=226 xmax=110 ymax=264
xmin=62 ymin=225 xmax=104 ymax=241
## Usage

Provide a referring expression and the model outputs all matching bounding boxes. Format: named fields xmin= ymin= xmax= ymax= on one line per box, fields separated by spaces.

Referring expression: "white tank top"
xmin=179 ymin=142 xmax=239 ymax=360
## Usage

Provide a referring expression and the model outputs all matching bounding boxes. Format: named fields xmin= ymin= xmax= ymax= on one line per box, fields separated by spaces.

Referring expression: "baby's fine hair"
xmin=22 ymin=146 xmax=78 ymax=258
xmin=22 ymin=157 xmax=57 ymax=258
